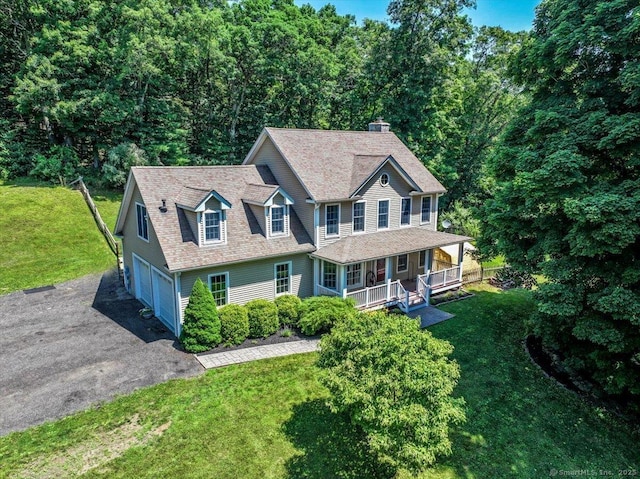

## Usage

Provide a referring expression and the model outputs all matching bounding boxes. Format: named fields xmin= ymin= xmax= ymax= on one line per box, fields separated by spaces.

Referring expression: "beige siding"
xmin=389 ymin=250 xmax=425 ymax=282
xmin=121 ymin=184 xmax=168 ymax=296
xmin=318 ymin=201 xmax=352 ymax=247
xmin=358 ymin=164 xmax=414 ymax=233
xmin=184 ymin=210 xmax=198 ymax=242
xmin=178 ymin=253 xmax=314 ymax=316
xmin=250 ymin=139 xmax=315 ymax=237
xmin=248 ymin=203 xmax=267 ymax=235
xmin=416 ymin=194 xmax=437 ymax=231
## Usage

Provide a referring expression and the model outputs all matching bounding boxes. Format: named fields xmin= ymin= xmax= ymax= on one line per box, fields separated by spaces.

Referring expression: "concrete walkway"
xmin=195 ymin=338 xmax=320 ymax=369
xmin=407 ymin=305 xmax=455 ymax=328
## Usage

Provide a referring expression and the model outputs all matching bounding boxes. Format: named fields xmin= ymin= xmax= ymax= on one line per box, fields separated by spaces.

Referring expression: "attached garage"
xmin=152 ymin=269 xmax=177 ymax=334
xmin=133 ymin=254 xmax=178 ymax=335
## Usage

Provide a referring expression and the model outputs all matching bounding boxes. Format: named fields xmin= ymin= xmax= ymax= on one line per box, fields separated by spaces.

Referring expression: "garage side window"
xmin=209 ymin=273 xmax=228 ymax=306
xmin=136 ymin=203 xmax=148 ymax=241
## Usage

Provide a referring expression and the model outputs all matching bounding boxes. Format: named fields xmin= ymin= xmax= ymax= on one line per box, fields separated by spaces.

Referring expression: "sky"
xmin=293 ymin=0 xmax=541 ymax=32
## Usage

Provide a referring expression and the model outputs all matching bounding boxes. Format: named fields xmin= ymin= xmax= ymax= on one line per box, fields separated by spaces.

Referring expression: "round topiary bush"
xmin=179 ymin=278 xmax=221 ymax=353
xmin=298 ymin=296 xmax=357 ymax=336
xmin=246 ymin=299 xmax=279 ymax=338
xmin=218 ymin=304 xmax=250 ymax=346
xmin=274 ymin=294 xmax=302 ymax=327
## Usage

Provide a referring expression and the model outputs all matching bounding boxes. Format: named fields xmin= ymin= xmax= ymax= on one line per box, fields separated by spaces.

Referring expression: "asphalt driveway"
xmin=0 ymin=269 xmax=203 ymax=436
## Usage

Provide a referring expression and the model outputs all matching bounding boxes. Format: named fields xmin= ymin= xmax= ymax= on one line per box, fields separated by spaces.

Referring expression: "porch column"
xmin=313 ymin=258 xmax=319 ymax=296
xmin=339 ymin=264 xmax=347 ymax=297
xmin=426 ymin=249 xmax=433 ymax=273
xmin=458 ymin=242 xmax=464 ymax=281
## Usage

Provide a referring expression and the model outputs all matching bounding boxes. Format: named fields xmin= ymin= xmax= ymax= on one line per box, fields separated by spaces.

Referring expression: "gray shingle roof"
xmin=310 ymin=228 xmax=472 ymax=265
xmin=242 ymin=183 xmax=280 ymax=205
xmin=130 ymin=166 xmax=315 ymax=272
xmin=261 ymin=128 xmax=447 ymax=201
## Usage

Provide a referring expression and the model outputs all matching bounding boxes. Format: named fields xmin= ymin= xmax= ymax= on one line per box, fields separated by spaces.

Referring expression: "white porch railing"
xmin=317 ymin=284 xmax=340 ymax=297
xmin=346 ymin=282 xmax=390 ymax=308
xmin=427 ymin=266 xmax=461 ymax=290
xmin=417 ymin=273 xmax=431 ymax=303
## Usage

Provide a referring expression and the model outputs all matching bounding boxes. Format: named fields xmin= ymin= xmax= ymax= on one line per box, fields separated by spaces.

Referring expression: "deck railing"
xmin=317 ymin=285 xmax=340 ymax=297
xmin=428 ymin=266 xmax=461 ymax=289
xmin=417 ymin=274 xmax=431 ymax=303
xmin=346 ymin=282 xmax=390 ymax=308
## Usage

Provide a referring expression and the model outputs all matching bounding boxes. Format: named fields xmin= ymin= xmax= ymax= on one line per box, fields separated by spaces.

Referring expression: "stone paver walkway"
xmin=195 ymin=338 xmax=320 ymax=369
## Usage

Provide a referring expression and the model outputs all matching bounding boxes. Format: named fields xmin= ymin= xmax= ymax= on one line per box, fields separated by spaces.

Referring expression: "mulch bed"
xmin=198 ymin=327 xmax=319 ymax=356
xmin=429 ymin=288 xmax=474 ymax=306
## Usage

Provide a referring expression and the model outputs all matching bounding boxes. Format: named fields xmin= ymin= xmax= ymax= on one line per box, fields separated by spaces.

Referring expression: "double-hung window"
xmin=421 ymin=196 xmax=432 ymax=224
xmin=326 ymin=204 xmax=339 ymax=236
xmin=378 ymin=200 xmax=389 ymax=229
xmin=275 ymin=262 xmax=291 ymax=295
xmin=401 ymin=198 xmax=411 ymax=226
xmin=353 ymin=202 xmax=365 ymax=233
xmin=209 ymin=273 xmax=228 ymax=306
xmin=323 ymin=262 xmax=337 ymax=290
xmin=271 ymin=206 xmax=285 ymax=235
xmin=204 ymin=211 xmax=221 ymax=242
xmin=397 ymin=254 xmax=408 ymax=273
xmin=346 ymin=263 xmax=362 ymax=288
xmin=136 ymin=203 xmax=148 ymax=241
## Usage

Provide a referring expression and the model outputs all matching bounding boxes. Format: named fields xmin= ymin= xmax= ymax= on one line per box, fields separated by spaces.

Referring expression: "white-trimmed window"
xmin=397 ymin=254 xmax=408 ymax=273
xmin=275 ymin=261 xmax=292 ymax=295
xmin=419 ymin=250 xmax=426 ymax=268
xmin=353 ymin=201 xmax=365 ymax=233
xmin=204 ymin=211 xmax=222 ymax=242
xmin=323 ymin=261 xmax=337 ymax=289
xmin=209 ymin=273 xmax=228 ymax=307
xmin=346 ymin=263 xmax=362 ymax=288
xmin=326 ymin=204 xmax=340 ymax=236
xmin=421 ymin=196 xmax=432 ymax=224
xmin=136 ymin=203 xmax=149 ymax=241
xmin=271 ymin=206 xmax=285 ymax=235
xmin=401 ymin=197 xmax=411 ymax=226
xmin=378 ymin=199 xmax=389 ymax=229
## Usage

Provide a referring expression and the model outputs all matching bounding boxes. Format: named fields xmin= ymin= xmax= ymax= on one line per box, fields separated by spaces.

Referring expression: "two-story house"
xmin=114 ymin=121 xmax=471 ymax=336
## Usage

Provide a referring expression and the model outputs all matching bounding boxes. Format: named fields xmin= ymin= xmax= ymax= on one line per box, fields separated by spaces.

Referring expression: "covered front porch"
xmin=310 ymin=228 xmax=471 ymax=312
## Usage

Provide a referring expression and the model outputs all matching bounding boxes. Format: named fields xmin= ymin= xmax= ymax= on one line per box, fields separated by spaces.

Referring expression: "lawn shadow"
xmin=282 ymin=399 xmax=394 ymax=479
xmin=91 ymin=268 xmax=183 ymax=348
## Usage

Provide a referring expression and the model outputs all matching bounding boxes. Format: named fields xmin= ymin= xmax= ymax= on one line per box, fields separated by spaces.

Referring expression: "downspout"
xmin=174 ymin=272 xmax=182 ymax=337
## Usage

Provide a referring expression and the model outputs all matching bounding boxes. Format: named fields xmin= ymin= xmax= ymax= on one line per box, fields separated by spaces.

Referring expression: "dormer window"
xmin=270 ymin=205 xmax=287 ymax=236
xmin=201 ymin=210 xmax=226 ymax=245
xmin=204 ymin=211 xmax=222 ymax=242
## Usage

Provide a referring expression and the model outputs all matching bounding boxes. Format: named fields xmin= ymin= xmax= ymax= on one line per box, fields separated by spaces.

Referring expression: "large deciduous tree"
xmin=317 ymin=311 xmax=465 ymax=474
xmin=481 ymin=0 xmax=640 ymax=405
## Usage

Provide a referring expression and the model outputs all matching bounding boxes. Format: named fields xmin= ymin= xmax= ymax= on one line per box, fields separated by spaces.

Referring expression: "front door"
xmin=376 ymin=258 xmax=386 ymax=283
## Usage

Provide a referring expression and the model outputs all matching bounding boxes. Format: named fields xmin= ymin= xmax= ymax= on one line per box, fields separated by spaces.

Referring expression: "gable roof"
xmin=242 ymin=184 xmax=294 ymax=206
xmin=115 ymin=165 xmax=314 ymax=272
xmin=243 ymin=128 xmax=446 ymax=202
xmin=176 ymin=186 xmax=232 ymax=212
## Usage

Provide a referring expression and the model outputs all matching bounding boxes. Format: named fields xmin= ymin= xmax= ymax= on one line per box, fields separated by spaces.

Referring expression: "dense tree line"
xmin=481 ymin=0 xmax=640 ymax=409
xmin=0 ymin=0 xmax=524 ymax=206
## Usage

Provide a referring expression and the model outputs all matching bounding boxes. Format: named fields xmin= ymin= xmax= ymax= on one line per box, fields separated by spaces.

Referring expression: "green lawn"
xmin=1 ymin=285 xmax=637 ymax=478
xmin=0 ymin=179 xmax=122 ymax=294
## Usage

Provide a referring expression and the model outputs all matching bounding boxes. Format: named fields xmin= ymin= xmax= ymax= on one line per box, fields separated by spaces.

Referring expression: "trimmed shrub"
xmin=246 ymin=299 xmax=279 ymax=338
xmin=274 ymin=294 xmax=302 ymax=327
xmin=180 ymin=278 xmax=221 ymax=352
xmin=298 ymin=296 xmax=357 ymax=336
xmin=218 ymin=304 xmax=250 ymax=346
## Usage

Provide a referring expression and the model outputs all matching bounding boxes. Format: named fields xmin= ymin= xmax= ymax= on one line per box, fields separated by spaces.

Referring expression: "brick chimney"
xmin=368 ymin=117 xmax=390 ymax=132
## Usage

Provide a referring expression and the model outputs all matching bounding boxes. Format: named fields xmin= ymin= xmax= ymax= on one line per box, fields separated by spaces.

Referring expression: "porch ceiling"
xmin=310 ymin=228 xmax=472 ymax=265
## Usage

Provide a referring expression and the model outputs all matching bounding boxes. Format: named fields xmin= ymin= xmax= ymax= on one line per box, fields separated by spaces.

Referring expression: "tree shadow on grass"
xmin=282 ymin=399 xmax=395 ymax=479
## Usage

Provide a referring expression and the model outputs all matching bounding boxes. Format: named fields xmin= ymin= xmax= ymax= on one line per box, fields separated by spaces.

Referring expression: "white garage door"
xmin=133 ymin=255 xmax=152 ymax=307
xmin=152 ymin=270 xmax=176 ymax=334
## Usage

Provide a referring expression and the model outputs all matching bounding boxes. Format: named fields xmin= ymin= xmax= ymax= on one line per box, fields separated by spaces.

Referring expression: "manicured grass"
xmin=0 ymin=179 xmax=122 ymax=294
xmin=1 ymin=286 xmax=637 ymax=478
xmin=481 ymin=255 xmax=506 ymax=268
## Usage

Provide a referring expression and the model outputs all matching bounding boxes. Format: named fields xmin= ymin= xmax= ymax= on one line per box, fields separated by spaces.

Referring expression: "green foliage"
xmin=246 ymin=299 xmax=279 ymax=339
xmin=480 ymin=0 xmax=640 ymax=406
xmin=297 ymin=296 xmax=356 ymax=336
xmin=440 ymin=200 xmax=481 ymax=237
xmin=102 ymin=143 xmax=148 ymax=188
xmin=274 ymin=294 xmax=302 ymax=327
xmin=218 ymin=304 xmax=250 ymax=346
xmin=29 ymin=146 xmax=78 ymax=185
xmin=318 ymin=310 xmax=466 ymax=474
xmin=180 ymin=278 xmax=221 ymax=352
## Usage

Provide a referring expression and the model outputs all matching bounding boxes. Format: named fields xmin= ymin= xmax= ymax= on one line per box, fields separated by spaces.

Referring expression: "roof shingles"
xmin=131 ymin=166 xmax=314 ymax=272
